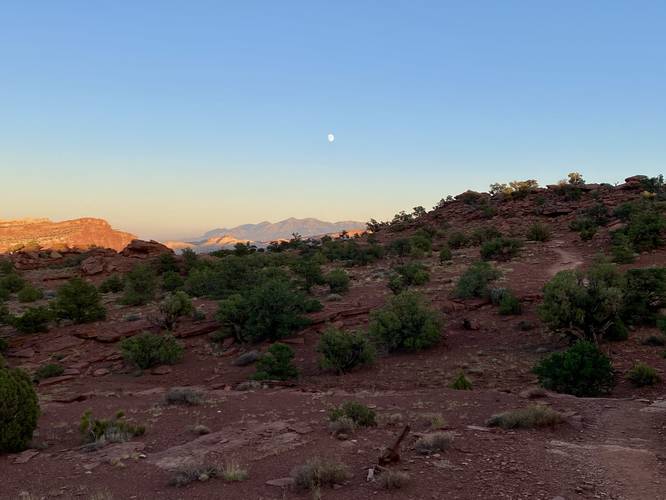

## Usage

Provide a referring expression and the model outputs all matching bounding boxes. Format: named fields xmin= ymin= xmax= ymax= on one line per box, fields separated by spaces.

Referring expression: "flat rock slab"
xmin=13 ymin=450 xmax=40 ymax=464
xmin=266 ymin=477 xmax=295 ymax=487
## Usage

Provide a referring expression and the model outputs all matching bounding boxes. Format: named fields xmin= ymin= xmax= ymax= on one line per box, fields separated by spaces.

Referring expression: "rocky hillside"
xmin=0 ymin=218 xmax=136 ymax=253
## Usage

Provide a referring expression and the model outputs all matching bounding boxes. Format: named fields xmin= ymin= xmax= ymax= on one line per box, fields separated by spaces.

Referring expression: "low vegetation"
xmin=317 ymin=327 xmax=375 ymax=374
xmin=164 ymin=387 xmax=203 ymax=406
xmin=414 ymin=432 xmax=454 ymax=454
xmin=450 ymin=371 xmax=473 ymax=390
xmin=454 ymin=261 xmax=501 ymax=299
xmin=0 ymin=364 xmax=40 ymax=452
xmin=368 ymin=291 xmax=442 ymax=352
xmin=121 ymin=264 xmax=157 ymax=306
xmin=292 ymin=457 xmax=350 ymax=491
xmin=120 ymin=332 xmax=184 ymax=370
xmin=486 ymin=405 xmax=564 ymax=429
xmin=533 ymin=340 xmax=615 ymax=396
xmin=33 ymin=363 xmax=64 ymax=382
xmin=328 ymin=401 xmax=377 ymax=427
xmin=252 ymin=343 xmax=298 ymax=380
xmin=626 ymin=362 xmax=660 ymax=386
xmin=79 ymin=410 xmax=145 ymax=445
xmin=53 ymin=277 xmax=106 ymax=323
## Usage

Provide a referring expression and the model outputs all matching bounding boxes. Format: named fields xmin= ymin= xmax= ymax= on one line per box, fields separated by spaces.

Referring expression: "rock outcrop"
xmin=0 ymin=217 xmax=135 ymax=253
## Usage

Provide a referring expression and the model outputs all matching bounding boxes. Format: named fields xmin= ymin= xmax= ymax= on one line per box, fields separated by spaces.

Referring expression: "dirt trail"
xmin=547 ymin=242 xmax=584 ymax=276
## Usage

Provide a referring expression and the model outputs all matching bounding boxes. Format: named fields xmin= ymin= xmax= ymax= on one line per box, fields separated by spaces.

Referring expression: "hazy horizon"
xmin=2 ymin=2 xmax=665 ymax=240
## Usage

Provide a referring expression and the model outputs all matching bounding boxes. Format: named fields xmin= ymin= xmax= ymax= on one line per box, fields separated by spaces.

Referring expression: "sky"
xmin=1 ymin=1 xmax=665 ymax=240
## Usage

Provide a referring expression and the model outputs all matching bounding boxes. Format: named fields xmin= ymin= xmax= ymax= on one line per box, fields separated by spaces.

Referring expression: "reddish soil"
xmin=1 ymin=181 xmax=665 ymax=500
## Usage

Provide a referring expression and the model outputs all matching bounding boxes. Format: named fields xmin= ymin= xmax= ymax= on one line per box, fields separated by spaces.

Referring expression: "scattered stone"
xmin=233 ymin=350 xmax=260 ymax=366
xmin=13 ymin=450 xmax=39 ymax=464
xmin=151 ymin=365 xmax=172 ymax=375
xmin=93 ymin=368 xmax=110 ymax=377
xmin=266 ymin=477 xmax=295 ymax=487
xmin=236 ymin=380 xmax=262 ymax=391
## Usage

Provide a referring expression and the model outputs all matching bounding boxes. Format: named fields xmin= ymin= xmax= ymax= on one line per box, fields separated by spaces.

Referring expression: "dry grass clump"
xmin=378 ymin=469 xmax=410 ymax=490
xmin=414 ymin=431 xmax=454 ymax=454
xmin=169 ymin=465 xmax=218 ymax=487
xmin=164 ymin=387 xmax=203 ymax=406
xmin=328 ymin=416 xmax=355 ymax=438
xmin=222 ymin=460 xmax=249 ymax=482
xmin=291 ymin=457 xmax=350 ymax=490
xmin=486 ymin=405 xmax=564 ymax=429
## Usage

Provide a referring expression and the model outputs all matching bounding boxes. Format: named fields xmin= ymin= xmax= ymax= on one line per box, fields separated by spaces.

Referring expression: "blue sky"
xmin=1 ymin=1 xmax=665 ymax=239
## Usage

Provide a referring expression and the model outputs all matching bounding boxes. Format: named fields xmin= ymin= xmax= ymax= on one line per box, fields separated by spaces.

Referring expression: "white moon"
xmin=327 ymin=133 xmax=335 ymax=143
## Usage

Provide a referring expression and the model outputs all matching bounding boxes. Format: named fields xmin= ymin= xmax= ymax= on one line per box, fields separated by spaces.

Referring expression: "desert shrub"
xmin=387 ymin=273 xmax=406 ymax=294
xmin=642 ymin=334 xmax=666 ymax=346
xmin=12 ymin=306 xmax=53 ymax=333
xmin=252 ymin=343 xmax=298 ymax=381
xmin=533 ymin=340 xmax=614 ymax=396
xmin=448 ymin=231 xmax=469 ymax=249
xmin=79 ymin=410 xmax=145 ymax=444
xmin=526 ymin=222 xmax=551 ymax=242
xmin=569 ymin=216 xmax=597 ymax=240
xmin=0 ymin=338 xmax=7 ymax=352
xmin=456 ymin=190 xmax=484 ymax=205
xmin=99 ymin=274 xmax=124 ymax=293
xmin=162 ymin=271 xmax=184 ymax=292
xmin=216 ymin=278 xmax=311 ymax=343
xmin=325 ymin=269 xmax=350 ymax=294
xmin=487 ymin=405 xmax=563 ymax=429
xmin=539 ymin=262 xmax=626 ymax=341
xmin=411 ymin=231 xmax=432 ymax=254
xmin=394 ymin=262 xmax=430 ymax=286
xmin=450 ymin=371 xmax=472 ymax=390
xmin=292 ymin=258 xmax=325 ymax=293
xmin=120 ymin=332 xmax=184 ymax=370
xmin=0 ymin=273 xmax=25 ymax=294
xmin=169 ymin=465 xmax=218 ymax=487
xmin=454 ymin=261 xmax=501 ymax=299
xmin=328 ymin=401 xmax=377 ymax=427
xmin=17 ymin=285 xmax=43 ymax=303
xmin=0 ymin=286 xmax=8 ymax=302
xmin=181 ymin=248 xmax=199 ymax=274
xmin=438 ymin=245 xmax=452 ymax=263
xmin=622 ymin=203 xmax=666 ymax=251
xmin=480 ymin=237 xmax=522 ymax=261
xmin=621 ymin=267 xmax=666 ymax=324
xmin=222 ymin=461 xmax=249 ymax=482
xmin=321 ymin=239 xmax=384 ymax=265
xmin=414 ymin=432 xmax=454 ymax=454
xmin=389 ymin=238 xmax=412 ymax=257
xmin=33 ymin=363 xmax=64 ymax=382
xmin=164 ymin=387 xmax=203 ymax=406
xmin=156 ymin=291 xmax=194 ymax=330
xmin=611 ymin=232 xmax=635 ymax=264
xmin=567 ymin=172 xmax=585 ymax=185
xmin=154 ymin=252 xmax=179 ymax=275
xmin=52 ymin=278 xmax=106 ymax=324
xmin=121 ymin=264 xmax=157 ymax=306
xmin=317 ymin=328 xmax=375 ymax=374
xmin=328 ymin=416 xmax=355 ymax=437
xmin=470 ymin=226 xmax=502 ymax=246
xmin=498 ymin=291 xmax=522 ymax=315
xmin=0 ymin=365 xmax=39 ymax=453
xmin=626 ymin=362 xmax=660 ymax=386
xmin=659 ymin=317 xmax=666 ymax=335
xmin=0 ymin=259 xmax=14 ymax=275
xmin=292 ymin=457 xmax=349 ymax=490
xmin=369 ymin=291 xmax=442 ymax=352
xmin=378 ymin=470 xmax=410 ymax=490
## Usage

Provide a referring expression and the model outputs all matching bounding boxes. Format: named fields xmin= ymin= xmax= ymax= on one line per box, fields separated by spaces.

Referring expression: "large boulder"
xmin=121 ymin=239 xmax=173 ymax=259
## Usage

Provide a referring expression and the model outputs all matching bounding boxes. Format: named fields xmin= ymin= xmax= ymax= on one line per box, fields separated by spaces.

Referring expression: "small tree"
xmin=99 ymin=274 xmax=124 ymax=293
xmin=12 ymin=306 xmax=53 ymax=333
xmin=121 ymin=264 xmax=157 ymax=306
xmin=539 ymin=262 xmax=626 ymax=342
xmin=156 ymin=291 xmax=195 ymax=330
xmin=17 ymin=285 xmax=43 ymax=303
xmin=0 ymin=364 xmax=40 ymax=452
xmin=480 ymin=237 xmax=522 ymax=261
xmin=454 ymin=261 xmax=501 ymax=299
xmin=369 ymin=291 xmax=442 ymax=352
xmin=52 ymin=278 xmax=106 ymax=324
xmin=317 ymin=328 xmax=375 ymax=374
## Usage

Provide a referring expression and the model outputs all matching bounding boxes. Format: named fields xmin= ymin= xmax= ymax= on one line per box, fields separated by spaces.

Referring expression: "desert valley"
xmin=1 ymin=174 xmax=665 ymax=499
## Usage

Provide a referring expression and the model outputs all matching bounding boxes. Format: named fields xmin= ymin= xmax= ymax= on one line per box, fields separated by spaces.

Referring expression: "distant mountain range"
xmin=165 ymin=217 xmax=365 ymax=253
